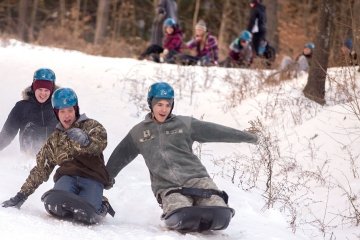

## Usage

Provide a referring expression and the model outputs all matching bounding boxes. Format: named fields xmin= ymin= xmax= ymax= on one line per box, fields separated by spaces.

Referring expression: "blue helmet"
xmin=33 ymin=68 xmax=56 ymax=82
xmin=163 ymin=18 xmax=176 ymax=28
xmin=51 ymin=88 xmax=78 ymax=109
xmin=147 ymin=82 xmax=174 ymax=110
xmin=304 ymin=42 xmax=315 ymax=50
xmin=239 ymin=30 xmax=252 ymax=42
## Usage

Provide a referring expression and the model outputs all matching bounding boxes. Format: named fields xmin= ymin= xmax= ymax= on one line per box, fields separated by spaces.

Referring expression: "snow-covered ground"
xmin=0 ymin=39 xmax=359 ymax=239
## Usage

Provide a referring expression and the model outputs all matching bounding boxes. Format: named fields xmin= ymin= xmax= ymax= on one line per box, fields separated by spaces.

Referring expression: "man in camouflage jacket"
xmin=2 ymin=88 xmax=110 ymax=213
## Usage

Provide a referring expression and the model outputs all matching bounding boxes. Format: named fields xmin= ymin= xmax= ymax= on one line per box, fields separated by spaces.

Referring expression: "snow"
xmin=0 ymin=39 xmax=360 ymax=239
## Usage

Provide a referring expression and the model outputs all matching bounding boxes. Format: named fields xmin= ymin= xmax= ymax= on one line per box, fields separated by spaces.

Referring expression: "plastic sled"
xmin=41 ymin=189 xmax=104 ymax=224
xmin=163 ymin=206 xmax=235 ymax=232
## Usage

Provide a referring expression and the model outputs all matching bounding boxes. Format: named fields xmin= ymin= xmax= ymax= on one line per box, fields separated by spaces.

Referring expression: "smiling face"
xmin=34 ymin=88 xmax=51 ymax=103
xmin=165 ymin=26 xmax=174 ymax=35
xmin=152 ymin=99 xmax=172 ymax=123
xmin=58 ymin=107 xmax=76 ymax=129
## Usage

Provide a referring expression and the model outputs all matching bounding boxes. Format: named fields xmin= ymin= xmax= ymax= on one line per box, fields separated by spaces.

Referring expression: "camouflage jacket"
xmin=20 ymin=114 xmax=110 ymax=196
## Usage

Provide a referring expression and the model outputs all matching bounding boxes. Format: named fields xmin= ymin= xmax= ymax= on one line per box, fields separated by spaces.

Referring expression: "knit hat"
xmin=195 ymin=20 xmax=207 ymax=32
xmin=32 ymin=80 xmax=54 ymax=92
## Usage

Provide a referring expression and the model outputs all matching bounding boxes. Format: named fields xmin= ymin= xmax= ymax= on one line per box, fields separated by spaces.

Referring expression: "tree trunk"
xmin=218 ymin=0 xmax=242 ymax=59
xmin=28 ymin=0 xmax=38 ymax=42
xmin=352 ymin=0 xmax=360 ymax=57
xmin=94 ymin=0 xmax=110 ymax=44
xmin=73 ymin=0 xmax=81 ymax=39
xmin=59 ymin=0 xmax=66 ymax=27
xmin=193 ymin=0 xmax=201 ymax=30
xmin=18 ymin=0 xmax=30 ymax=41
xmin=263 ymin=0 xmax=279 ymax=50
xmin=303 ymin=0 xmax=335 ymax=105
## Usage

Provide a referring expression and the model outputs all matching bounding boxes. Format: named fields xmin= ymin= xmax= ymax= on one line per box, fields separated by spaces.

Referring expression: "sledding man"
xmin=2 ymin=88 xmax=114 ymax=224
xmin=106 ymin=82 xmax=258 ymax=231
xmin=0 ymin=68 xmax=58 ymax=156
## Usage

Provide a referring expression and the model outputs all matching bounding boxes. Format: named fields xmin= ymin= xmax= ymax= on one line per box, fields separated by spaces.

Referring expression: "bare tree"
xmin=352 ymin=0 xmax=360 ymax=57
xmin=18 ymin=0 xmax=30 ymax=41
xmin=263 ymin=0 xmax=279 ymax=50
xmin=192 ymin=0 xmax=201 ymax=30
xmin=218 ymin=0 xmax=243 ymax=59
xmin=28 ymin=0 xmax=38 ymax=42
xmin=303 ymin=0 xmax=335 ymax=105
xmin=59 ymin=0 xmax=66 ymax=27
xmin=94 ymin=0 xmax=110 ymax=44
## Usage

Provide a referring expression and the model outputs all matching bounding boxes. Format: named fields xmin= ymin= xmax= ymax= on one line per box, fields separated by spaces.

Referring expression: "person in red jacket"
xmin=139 ymin=18 xmax=183 ymax=63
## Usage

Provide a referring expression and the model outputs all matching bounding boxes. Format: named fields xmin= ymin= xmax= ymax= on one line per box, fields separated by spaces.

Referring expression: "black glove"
xmin=2 ymin=192 xmax=28 ymax=209
xmin=66 ymin=128 xmax=90 ymax=147
xmin=105 ymin=178 xmax=115 ymax=190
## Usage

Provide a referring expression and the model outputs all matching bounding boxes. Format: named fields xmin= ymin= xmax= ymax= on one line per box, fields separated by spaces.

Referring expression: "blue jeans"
xmin=53 ymin=175 xmax=104 ymax=211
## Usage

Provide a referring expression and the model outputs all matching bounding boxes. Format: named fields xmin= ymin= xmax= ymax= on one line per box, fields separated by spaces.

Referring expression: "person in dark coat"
xmin=246 ymin=0 xmax=267 ymax=56
xmin=139 ymin=18 xmax=183 ymax=63
xmin=0 ymin=68 xmax=58 ymax=156
xmin=150 ymin=0 xmax=178 ymax=46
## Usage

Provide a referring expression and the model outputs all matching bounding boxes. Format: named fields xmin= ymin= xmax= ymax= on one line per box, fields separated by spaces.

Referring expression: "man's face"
xmin=34 ymin=88 xmax=51 ymax=103
xmin=152 ymin=99 xmax=172 ymax=123
xmin=58 ymin=107 xmax=76 ymax=129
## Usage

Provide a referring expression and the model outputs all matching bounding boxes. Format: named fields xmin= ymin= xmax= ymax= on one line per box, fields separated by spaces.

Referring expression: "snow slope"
xmin=0 ymin=39 xmax=359 ymax=239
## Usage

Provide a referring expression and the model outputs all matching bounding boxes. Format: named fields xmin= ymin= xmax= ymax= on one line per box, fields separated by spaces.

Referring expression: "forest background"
xmin=0 ymin=0 xmax=358 ymax=68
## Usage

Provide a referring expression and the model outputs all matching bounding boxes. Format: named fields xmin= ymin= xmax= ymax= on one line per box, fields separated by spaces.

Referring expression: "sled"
xmin=163 ymin=206 xmax=235 ymax=232
xmin=41 ymin=189 xmax=105 ymax=224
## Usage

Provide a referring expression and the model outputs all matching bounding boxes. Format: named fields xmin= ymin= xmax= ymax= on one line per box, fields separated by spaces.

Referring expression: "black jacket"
xmin=247 ymin=2 xmax=267 ymax=34
xmin=0 ymin=86 xmax=58 ymax=155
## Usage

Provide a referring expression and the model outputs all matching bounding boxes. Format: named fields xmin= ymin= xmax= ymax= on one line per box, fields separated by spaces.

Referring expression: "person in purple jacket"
xmin=176 ymin=20 xmax=219 ymax=66
xmin=139 ymin=18 xmax=183 ymax=64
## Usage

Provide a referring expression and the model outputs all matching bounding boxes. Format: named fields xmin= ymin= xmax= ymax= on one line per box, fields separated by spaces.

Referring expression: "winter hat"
xmin=32 ymin=80 xmax=54 ymax=92
xmin=195 ymin=20 xmax=207 ymax=32
xmin=344 ymin=38 xmax=353 ymax=50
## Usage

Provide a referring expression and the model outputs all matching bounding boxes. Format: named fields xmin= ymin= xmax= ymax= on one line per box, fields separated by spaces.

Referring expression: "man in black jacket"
xmin=247 ymin=0 xmax=267 ymax=57
xmin=0 ymin=68 xmax=58 ymax=156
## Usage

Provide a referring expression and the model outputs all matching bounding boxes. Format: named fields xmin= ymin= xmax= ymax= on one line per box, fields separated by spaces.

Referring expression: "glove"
xmin=2 ymin=192 xmax=27 ymax=209
xmin=65 ymin=128 xmax=90 ymax=147
xmin=105 ymin=178 xmax=115 ymax=190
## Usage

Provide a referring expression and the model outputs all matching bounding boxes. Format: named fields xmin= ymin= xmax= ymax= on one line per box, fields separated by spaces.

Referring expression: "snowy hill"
xmin=0 ymin=39 xmax=359 ymax=240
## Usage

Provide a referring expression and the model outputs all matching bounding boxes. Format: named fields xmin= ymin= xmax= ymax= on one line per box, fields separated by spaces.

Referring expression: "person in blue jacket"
xmin=0 ymin=68 xmax=58 ymax=156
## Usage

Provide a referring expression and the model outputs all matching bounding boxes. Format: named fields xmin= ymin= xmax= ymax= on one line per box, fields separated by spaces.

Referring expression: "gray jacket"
xmin=106 ymin=114 xmax=257 ymax=196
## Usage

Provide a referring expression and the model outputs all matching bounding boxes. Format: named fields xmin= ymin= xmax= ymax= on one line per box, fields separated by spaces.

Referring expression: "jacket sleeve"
xmin=208 ymin=36 xmax=219 ymax=62
xmin=0 ymin=103 xmax=22 ymax=151
xmin=189 ymin=117 xmax=258 ymax=144
xmin=106 ymin=132 xmax=139 ymax=180
xmin=19 ymin=136 xmax=57 ymax=196
xmin=72 ymin=120 xmax=107 ymax=156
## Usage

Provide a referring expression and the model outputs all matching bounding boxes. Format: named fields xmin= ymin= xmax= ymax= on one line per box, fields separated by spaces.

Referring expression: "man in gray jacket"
xmin=106 ymin=82 xmax=258 ymax=230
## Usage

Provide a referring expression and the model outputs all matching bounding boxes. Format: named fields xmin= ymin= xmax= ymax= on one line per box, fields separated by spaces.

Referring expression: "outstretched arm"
xmin=106 ymin=132 xmax=139 ymax=181
xmin=0 ymin=103 xmax=22 ymax=151
xmin=189 ymin=117 xmax=258 ymax=144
